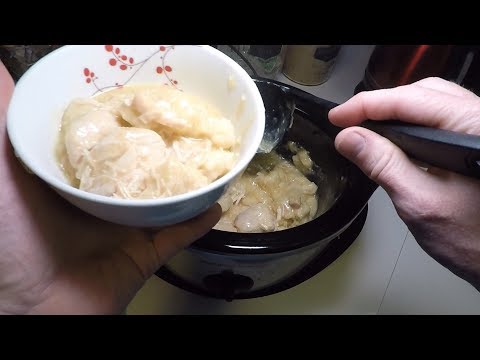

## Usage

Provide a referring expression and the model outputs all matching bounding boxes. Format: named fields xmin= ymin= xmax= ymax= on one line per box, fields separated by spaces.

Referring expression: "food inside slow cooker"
xmin=214 ymin=141 xmax=319 ymax=233
xmin=56 ymin=83 xmax=238 ymax=199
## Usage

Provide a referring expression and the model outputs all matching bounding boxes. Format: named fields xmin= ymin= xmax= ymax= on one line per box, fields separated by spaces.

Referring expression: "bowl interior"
xmin=7 ymin=45 xmax=264 ymax=204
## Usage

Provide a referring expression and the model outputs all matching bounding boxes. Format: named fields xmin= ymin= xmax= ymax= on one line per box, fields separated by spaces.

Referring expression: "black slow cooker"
xmin=156 ymin=79 xmax=379 ymax=301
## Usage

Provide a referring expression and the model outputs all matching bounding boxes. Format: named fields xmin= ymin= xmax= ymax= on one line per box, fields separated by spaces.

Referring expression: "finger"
xmin=115 ymin=203 xmax=222 ymax=281
xmin=328 ymin=82 xmax=480 ymax=133
xmin=414 ymin=77 xmax=479 ymax=99
xmin=334 ymin=126 xmax=432 ymax=200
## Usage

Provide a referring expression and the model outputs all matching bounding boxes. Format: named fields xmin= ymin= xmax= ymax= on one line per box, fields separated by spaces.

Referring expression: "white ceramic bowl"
xmin=6 ymin=45 xmax=265 ymax=227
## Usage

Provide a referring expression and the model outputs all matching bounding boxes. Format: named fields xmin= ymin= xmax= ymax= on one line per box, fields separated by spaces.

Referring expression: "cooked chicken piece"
xmin=75 ymin=127 xmax=211 ymax=199
xmin=64 ymin=109 xmax=121 ymax=169
xmin=61 ymin=98 xmax=114 ymax=129
xmin=171 ymin=137 xmax=235 ymax=182
xmin=234 ymin=203 xmax=276 ymax=233
xmin=58 ymin=84 xmax=237 ymax=200
xmin=77 ymin=127 xmax=168 ymax=198
xmin=119 ymin=87 xmax=236 ymax=149
xmin=214 ymin=149 xmax=319 ymax=233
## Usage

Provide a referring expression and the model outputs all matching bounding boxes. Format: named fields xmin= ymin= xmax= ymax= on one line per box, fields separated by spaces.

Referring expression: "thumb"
xmin=150 ymin=203 xmax=222 ymax=268
xmin=117 ymin=203 xmax=222 ymax=282
xmin=335 ymin=126 xmax=431 ymax=199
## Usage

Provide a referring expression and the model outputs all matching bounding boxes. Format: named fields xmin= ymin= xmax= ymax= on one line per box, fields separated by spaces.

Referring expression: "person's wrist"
xmin=415 ymin=230 xmax=480 ymax=292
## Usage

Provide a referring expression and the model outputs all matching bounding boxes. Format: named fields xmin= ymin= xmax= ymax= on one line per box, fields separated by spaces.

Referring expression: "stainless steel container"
xmin=282 ymin=45 xmax=341 ymax=86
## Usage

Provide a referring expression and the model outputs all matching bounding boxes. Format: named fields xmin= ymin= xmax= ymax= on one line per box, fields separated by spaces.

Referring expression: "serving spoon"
xmin=254 ymin=77 xmax=480 ymax=180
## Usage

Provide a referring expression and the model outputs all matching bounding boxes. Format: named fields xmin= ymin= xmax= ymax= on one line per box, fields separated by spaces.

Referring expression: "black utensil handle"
xmin=362 ymin=120 xmax=480 ymax=179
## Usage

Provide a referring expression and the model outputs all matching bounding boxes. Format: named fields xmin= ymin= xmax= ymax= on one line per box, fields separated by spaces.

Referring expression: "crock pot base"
xmin=155 ymin=205 xmax=368 ymax=301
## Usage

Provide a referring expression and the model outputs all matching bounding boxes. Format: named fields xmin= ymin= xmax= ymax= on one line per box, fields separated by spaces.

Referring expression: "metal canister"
xmin=237 ymin=45 xmax=286 ymax=79
xmin=282 ymin=45 xmax=341 ymax=86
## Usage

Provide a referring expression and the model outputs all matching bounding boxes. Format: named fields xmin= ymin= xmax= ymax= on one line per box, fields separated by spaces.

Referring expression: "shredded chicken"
xmin=214 ymin=147 xmax=318 ymax=233
xmin=56 ymin=84 xmax=237 ymax=199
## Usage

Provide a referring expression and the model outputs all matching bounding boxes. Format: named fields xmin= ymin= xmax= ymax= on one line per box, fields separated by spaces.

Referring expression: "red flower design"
xmin=83 ymin=45 xmax=181 ymax=94
xmin=82 ymin=67 xmax=98 ymax=85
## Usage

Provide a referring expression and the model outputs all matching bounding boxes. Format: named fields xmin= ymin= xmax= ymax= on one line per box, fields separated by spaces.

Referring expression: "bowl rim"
xmin=6 ymin=45 xmax=266 ymax=208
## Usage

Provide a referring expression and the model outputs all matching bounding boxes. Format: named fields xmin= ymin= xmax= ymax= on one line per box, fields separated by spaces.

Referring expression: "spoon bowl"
xmin=254 ymin=78 xmax=295 ymax=153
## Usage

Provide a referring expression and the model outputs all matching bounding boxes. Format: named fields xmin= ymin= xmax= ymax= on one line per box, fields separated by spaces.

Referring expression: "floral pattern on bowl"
xmin=82 ymin=45 xmax=181 ymax=95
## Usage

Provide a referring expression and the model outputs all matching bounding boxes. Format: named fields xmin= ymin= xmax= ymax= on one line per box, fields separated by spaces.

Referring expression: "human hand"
xmin=329 ymin=77 xmax=480 ymax=290
xmin=0 ymin=61 xmax=221 ymax=315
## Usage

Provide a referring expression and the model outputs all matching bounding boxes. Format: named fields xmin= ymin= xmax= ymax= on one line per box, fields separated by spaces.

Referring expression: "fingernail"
xmin=336 ymin=131 xmax=366 ymax=160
